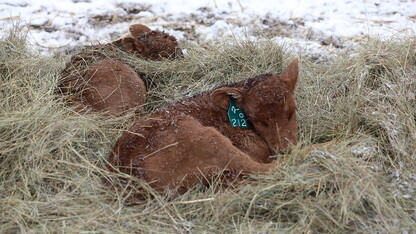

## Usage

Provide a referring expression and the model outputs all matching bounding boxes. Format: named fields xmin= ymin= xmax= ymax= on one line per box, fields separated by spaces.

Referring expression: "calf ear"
xmin=129 ymin=24 xmax=151 ymax=38
xmin=282 ymin=59 xmax=299 ymax=91
xmin=121 ymin=38 xmax=146 ymax=54
xmin=210 ymin=87 xmax=243 ymax=110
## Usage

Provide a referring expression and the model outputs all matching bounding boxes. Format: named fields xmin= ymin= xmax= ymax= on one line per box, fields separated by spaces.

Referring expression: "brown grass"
xmin=0 ymin=26 xmax=415 ymax=232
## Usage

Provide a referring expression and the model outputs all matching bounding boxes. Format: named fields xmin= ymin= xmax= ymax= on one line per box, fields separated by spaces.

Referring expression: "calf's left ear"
xmin=210 ymin=87 xmax=243 ymax=110
xmin=121 ymin=37 xmax=146 ymax=54
xmin=282 ymin=59 xmax=299 ymax=91
xmin=129 ymin=24 xmax=151 ymax=38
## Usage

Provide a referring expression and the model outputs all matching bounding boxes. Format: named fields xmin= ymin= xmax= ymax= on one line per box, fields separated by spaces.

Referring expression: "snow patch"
xmin=1 ymin=0 xmax=415 ymax=56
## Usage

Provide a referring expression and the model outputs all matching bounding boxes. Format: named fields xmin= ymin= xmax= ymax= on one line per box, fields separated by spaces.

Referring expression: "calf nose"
xmin=269 ymin=137 xmax=297 ymax=155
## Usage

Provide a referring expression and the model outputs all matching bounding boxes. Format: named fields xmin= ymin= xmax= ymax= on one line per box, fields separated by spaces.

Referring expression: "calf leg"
xmin=82 ymin=59 xmax=146 ymax=115
xmin=140 ymin=116 xmax=276 ymax=193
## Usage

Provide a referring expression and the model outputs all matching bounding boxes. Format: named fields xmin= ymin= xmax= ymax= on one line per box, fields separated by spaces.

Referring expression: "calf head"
xmin=211 ymin=59 xmax=299 ymax=153
xmin=117 ymin=24 xmax=151 ymax=55
xmin=118 ymin=24 xmax=182 ymax=60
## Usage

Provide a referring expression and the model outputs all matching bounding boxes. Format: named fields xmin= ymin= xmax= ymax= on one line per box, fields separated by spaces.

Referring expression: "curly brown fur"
xmin=135 ymin=30 xmax=183 ymax=60
xmin=57 ymin=24 xmax=182 ymax=115
xmin=108 ymin=59 xmax=299 ymax=194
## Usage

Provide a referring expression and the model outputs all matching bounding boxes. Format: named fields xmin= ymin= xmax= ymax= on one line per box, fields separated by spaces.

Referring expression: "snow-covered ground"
xmin=1 ymin=0 xmax=415 ymax=59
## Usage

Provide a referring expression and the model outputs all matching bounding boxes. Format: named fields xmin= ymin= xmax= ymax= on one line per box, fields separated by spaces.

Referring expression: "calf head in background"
xmin=116 ymin=23 xmax=183 ymax=60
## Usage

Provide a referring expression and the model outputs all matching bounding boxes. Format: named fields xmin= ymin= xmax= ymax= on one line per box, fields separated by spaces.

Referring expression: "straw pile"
xmin=1 ymin=27 xmax=415 ymax=232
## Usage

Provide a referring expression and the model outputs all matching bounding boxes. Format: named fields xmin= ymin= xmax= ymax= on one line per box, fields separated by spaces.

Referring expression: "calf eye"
xmin=249 ymin=118 xmax=268 ymax=128
xmin=288 ymin=111 xmax=295 ymax=120
xmin=259 ymin=121 xmax=269 ymax=127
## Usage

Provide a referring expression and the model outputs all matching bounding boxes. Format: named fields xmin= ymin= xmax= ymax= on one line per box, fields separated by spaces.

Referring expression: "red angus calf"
xmin=108 ymin=59 xmax=299 ymax=194
xmin=80 ymin=59 xmax=146 ymax=114
xmin=58 ymin=24 xmax=182 ymax=115
xmin=114 ymin=23 xmax=183 ymax=60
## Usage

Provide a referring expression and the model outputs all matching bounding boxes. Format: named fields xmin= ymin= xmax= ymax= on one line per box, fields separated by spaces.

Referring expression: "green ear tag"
xmin=227 ymin=97 xmax=249 ymax=128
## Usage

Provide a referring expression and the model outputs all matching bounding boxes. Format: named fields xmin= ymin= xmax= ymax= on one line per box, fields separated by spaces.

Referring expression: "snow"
xmin=311 ymin=150 xmax=338 ymax=160
xmin=0 ymin=0 xmax=415 ymax=57
xmin=393 ymin=162 xmax=416 ymax=200
xmin=195 ymin=20 xmax=246 ymax=41
xmin=351 ymin=146 xmax=373 ymax=156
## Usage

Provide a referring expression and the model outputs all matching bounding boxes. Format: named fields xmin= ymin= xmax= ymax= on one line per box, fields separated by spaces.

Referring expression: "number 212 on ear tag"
xmin=227 ymin=97 xmax=249 ymax=128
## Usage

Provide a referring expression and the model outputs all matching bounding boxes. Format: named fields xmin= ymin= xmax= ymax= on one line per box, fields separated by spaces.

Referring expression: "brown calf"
xmin=79 ymin=59 xmax=146 ymax=114
xmin=113 ymin=24 xmax=183 ymax=60
xmin=108 ymin=59 xmax=299 ymax=194
xmin=58 ymin=24 xmax=182 ymax=115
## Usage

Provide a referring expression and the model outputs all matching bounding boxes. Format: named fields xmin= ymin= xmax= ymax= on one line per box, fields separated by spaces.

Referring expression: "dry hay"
xmin=0 ymin=26 xmax=415 ymax=232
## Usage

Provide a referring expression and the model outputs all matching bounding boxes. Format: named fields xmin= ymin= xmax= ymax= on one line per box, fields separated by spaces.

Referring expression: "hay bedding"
xmin=0 ymin=26 xmax=415 ymax=232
